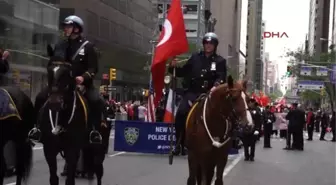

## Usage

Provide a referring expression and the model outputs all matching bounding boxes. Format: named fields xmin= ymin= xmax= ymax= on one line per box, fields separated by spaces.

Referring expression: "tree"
xmin=299 ymin=90 xmax=322 ymax=108
xmin=286 ymin=48 xmax=336 ymax=110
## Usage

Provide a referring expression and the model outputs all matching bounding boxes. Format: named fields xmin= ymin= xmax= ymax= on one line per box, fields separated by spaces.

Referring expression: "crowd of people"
xmin=238 ymin=101 xmax=336 ymax=162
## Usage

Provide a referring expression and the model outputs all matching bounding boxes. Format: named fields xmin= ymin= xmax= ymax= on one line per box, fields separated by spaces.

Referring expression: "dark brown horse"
xmin=185 ymin=76 xmax=254 ymax=185
xmin=0 ymin=87 xmax=35 ymax=185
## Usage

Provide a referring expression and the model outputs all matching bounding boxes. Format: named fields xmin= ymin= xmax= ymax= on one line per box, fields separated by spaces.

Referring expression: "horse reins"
xmin=202 ymin=89 xmax=249 ymax=148
xmin=48 ymin=91 xmax=77 ymax=134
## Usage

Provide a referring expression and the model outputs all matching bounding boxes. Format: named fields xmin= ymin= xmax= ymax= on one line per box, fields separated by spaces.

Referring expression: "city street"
xmin=3 ymin=132 xmax=335 ymax=185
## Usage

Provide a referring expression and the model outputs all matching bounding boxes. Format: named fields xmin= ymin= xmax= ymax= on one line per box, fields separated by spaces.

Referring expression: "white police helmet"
xmin=63 ymin=15 xmax=84 ymax=32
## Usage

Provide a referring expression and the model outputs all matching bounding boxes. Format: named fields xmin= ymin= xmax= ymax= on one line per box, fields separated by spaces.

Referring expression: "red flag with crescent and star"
xmin=151 ymin=0 xmax=188 ymax=106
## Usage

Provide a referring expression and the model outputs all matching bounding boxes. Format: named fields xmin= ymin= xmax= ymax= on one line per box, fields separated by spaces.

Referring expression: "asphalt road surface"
xmin=4 ymin=131 xmax=335 ymax=185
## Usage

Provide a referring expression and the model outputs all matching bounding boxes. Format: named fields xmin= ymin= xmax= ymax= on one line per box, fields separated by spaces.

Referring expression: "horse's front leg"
xmin=64 ymin=147 xmax=80 ymax=185
xmin=214 ymin=154 xmax=228 ymax=185
xmin=187 ymin=152 xmax=197 ymax=185
xmin=43 ymin=145 xmax=59 ymax=185
xmin=0 ymin=145 xmax=5 ymax=185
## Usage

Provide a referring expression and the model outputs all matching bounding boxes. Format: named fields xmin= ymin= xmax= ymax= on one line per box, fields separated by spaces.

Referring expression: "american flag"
xmin=147 ymin=79 xmax=156 ymax=122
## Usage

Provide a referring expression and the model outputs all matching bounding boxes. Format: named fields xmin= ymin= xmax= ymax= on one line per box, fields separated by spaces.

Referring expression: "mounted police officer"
xmin=35 ymin=15 xmax=102 ymax=132
xmin=0 ymin=48 xmax=10 ymax=85
xmin=169 ymin=32 xmax=227 ymax=155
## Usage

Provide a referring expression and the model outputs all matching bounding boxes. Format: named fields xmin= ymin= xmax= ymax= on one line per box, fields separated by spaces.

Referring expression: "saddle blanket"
xmin=0 ymin=88 xmax=21 ymax=120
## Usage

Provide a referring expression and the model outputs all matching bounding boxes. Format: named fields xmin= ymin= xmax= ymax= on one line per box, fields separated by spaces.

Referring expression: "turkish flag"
xmin=151 ymin=0 xmax=188 ymax=106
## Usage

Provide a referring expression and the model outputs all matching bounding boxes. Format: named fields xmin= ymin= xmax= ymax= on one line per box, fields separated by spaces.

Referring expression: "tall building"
xmin=261 ymin=21 xmax=266 ymax=92
xmin=0 ymin=0 xmax=157 ymax=101
xmin=333 ymin=0 xmax=336 ymax=45
xmin=245 ymin=0 xmax=263 ymax=91
xmin=156 ymin=0 xmax=206 ymax=52
xmin=307 ymin=0 xmax=331 ymax=56
xmin=263 ymin=52 xmax=269 ymax=92
xmin=238 ymin=0 xmax=248 ymax=79
xmin=265 ymin=60 xmax=278 ymax=94
xmin=210 ymin=0 xmax=241 ymax=77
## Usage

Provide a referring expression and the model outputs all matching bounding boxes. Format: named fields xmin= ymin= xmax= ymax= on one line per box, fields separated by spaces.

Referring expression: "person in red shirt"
xmin=306 ymin=108 xmax=315 ymax=140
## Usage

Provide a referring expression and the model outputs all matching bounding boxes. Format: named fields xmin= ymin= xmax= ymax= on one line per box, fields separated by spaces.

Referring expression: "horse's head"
xmin=46 ymin=56 xmax=75 ymax=111
xmin=211 ymin=75 xmax=254 ymax=128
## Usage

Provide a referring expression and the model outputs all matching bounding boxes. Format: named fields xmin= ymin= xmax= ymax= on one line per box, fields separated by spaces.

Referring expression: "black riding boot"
xmin=173 ymin=111 xmax=187 ymax=156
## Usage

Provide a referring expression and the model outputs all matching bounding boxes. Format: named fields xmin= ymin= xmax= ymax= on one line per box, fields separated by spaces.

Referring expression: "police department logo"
xmin=124 ymin=127 xmax=139 ymax=146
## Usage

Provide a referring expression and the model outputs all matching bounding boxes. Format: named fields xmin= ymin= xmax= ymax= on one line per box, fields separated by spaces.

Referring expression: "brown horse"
xmin=185 ymin=76 xmax=254 ymax=185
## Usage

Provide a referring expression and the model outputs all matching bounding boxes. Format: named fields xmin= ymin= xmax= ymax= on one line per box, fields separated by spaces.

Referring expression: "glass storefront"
xmin=1 ymin=0 xmax=157 ymax=102
xmin=0 ymin=0 xmax=59 ymax=101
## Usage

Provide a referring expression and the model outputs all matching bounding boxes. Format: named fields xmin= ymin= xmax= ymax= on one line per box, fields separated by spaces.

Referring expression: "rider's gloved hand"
xmin=76 ymin=76 xmax=84 ymax=84
xmin=1 ymin=50 xmax=10 ymax=60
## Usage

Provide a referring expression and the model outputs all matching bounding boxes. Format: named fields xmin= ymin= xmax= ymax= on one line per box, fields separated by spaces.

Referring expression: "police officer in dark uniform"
xmin=169 ymin=32 xmax=227 ymax=155
xmin=263 ymin=105 xmax=276 ymax=148
xmin=0 ymin=48 xmax=10 ymax=85
xmin=319 ymin=111 xmax=329 ymax=140
xmin=241 ymin=98 xmax=262 ymax=161
xmin=285 ymin=103 xmax=305 ymax=150
xmin=35 ymin=15 xmax=102 ymax=131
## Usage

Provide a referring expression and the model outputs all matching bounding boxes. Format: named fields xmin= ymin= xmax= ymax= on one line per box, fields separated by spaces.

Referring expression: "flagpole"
xmin=169 ymin=66 xmax=176 ymax=165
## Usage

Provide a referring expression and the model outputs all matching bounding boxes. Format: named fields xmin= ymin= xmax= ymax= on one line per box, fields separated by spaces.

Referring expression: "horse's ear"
xmin=227 ymin=75 xmax=234 ymax=89
xmin=47 ymin=44 xmax=54 ymax=57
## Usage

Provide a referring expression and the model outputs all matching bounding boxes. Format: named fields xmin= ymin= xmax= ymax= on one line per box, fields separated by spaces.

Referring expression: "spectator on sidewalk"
xmin=138 ymin=103 xmax=147 ymax=122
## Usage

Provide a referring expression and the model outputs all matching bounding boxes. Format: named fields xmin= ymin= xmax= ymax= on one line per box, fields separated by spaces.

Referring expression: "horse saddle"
xmin=186 ymin=94 xmax=207 ymax=129
xmin=0 ymin=88 xmax=21 ymax=120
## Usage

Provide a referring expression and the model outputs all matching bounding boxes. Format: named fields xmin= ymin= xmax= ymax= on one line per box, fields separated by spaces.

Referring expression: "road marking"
xmin=223 ymin=153 xmax=243 ymax=177
xmin=211 ymin=153 xmax=243 ymax=185
xmin=108 ymin=151 xmax=126 ymax=157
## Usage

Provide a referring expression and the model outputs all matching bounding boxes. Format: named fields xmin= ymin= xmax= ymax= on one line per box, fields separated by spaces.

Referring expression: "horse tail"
xmin=17 ymin=90 xmax=35 ymax=181
xmin=15 ymin=138 xmax=33 ymax=181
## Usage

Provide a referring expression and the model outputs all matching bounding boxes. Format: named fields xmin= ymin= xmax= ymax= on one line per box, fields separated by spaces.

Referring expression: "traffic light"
xmin=109 ymin=68 xmax=117 ymax=81
xmin=286 ymin=66 xmax=292 ymax=77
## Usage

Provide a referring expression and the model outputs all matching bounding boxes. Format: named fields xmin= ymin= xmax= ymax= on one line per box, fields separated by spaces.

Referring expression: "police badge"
xmin=124 ymin=127 xmax=139 ymax=146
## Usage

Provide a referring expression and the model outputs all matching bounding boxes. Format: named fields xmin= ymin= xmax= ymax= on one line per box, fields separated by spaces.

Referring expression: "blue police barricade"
xmin=114 ymin=120 xmax=239 ymax=155
xmin=114 ymin=121 xmax=175 ymax=154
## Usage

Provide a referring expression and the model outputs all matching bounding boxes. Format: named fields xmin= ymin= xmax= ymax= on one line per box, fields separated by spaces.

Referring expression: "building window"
xmin=87 ymin=11 xmax=99 ymax=36
xmin=316 ymin=0 xmax=318 ymax=4
xmin=99 ymin=17 xmax=109 ymax=39
xmin=185 ymin=21 xmax=198 ymax=33
xmin=157 ymin=4 xmax=163 ymax=13
xmin=167 ymin=4 xmax=171 ymax=11
xmin=110 ymin=21 xmax=118 ymax=42
xmin=182 ymin=4 xmax=198 ymax=14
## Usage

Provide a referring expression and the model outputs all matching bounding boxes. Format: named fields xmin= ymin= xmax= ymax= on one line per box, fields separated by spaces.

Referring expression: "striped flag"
xmin=147 ymin=80 xmax=156 ymax=122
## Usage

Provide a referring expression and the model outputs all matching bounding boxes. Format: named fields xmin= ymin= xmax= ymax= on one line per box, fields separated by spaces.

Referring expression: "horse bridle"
xmin=208 ymin=88 xmax=250 ymax=125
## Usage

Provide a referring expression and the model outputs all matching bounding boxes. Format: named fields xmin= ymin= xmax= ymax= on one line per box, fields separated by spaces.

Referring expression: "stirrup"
xmin=28 ymin=127 xmax=41 ymax=142
xmin=89 ymin=130 xmax=102 ymax=144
